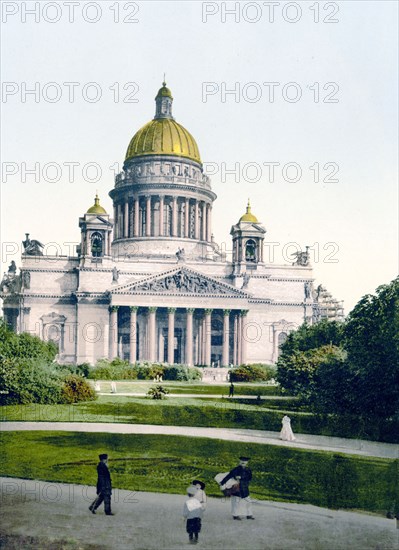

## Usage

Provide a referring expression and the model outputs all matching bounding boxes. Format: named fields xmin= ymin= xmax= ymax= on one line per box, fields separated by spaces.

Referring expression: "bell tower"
xmin=230 ymin=200 xmax=266 ymax=273
xmin=78 ymin=195 xmax=113 ymax=260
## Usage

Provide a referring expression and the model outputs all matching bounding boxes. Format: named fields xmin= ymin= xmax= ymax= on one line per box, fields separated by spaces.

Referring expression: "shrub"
xmin=163 ymin=365 xmax=202 ymax=381
xmin=0 ymin=357 xmax=65 ymax=405
xmin=61 ymin=374 xmax=97 ymax=404
xmin=146 ymin=385 xmax=169 ymax=400
xmin=230 ymin=364 xmax=276 ymax=382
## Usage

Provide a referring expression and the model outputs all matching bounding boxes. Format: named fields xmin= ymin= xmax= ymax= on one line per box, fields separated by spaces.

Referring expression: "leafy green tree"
xmin=277 ymin=345 xmax=343 ymax=401
xmin=344 ymin=277 xmax=399 ymax=419
xmin=279 ymin=319 xmax=344 ymax=358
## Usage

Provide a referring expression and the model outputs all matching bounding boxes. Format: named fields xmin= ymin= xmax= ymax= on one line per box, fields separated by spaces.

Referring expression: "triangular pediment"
xmin=111 ymin=267 xmax=249 ymax=297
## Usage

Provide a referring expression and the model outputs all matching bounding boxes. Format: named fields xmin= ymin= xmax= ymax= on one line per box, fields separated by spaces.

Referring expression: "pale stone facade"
xmin=1 ymin=84 xmax=343 ymax=366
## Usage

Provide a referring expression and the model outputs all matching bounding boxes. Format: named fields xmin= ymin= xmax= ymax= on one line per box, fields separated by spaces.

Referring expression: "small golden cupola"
xmin=87 ymin=194 xmax=107 ymax=215
xmin=239 ymin=199 xmax=259 ymax=223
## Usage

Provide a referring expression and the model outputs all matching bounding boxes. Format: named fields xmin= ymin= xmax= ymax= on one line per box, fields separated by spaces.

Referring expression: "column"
xmin=206 ymin=204 xmax=212 ymax=242
xmin=124 ymin=201 xmax=129 ymax=237
xmin=241 ymin=310 xmax=248 ymax=365
xmin=159 ymin=195 xmax=164 ymax=237
xmin=146 ymin=196 xmax=151 ymax=237
xmin=201 ymin=316 xmax=206 ymax=365
xmin=172 ymin=196 xmax=178 ymax=237
xmin=134 ymin=197 xmax=139 ymax=237
xmin=129 ymin=202 xmax=134 ymax=237
xmin=108 ymin=306 xmax=119 ymax=360
xmin=237 ymin=313 xmax=242 ymax=365
xmin=197 ymin=319 xmax=202 ymax=365
xmin=184 ymin=198 xmax=190 ymax=237
xmin=204 ymin=309 xmax=212 ymax=366
xmin=117 ymin=204 xmax=122 ymax=239
xmin=129 ymin=306 xmax=138 ymax=364
xmin=201 ymin=202 xmax=207 ymax=241
xmin=113 ymin=205 xmax=117 ymax=239
xmin=185 ymin=308 xmax=194 ymax=366
xmin=194 ymin=201 xmax=199 ymax=240
xmin=233 ymin=313 xmax=238 ymax=365
xmin=222 ymin=309 xmax=231 ymax=366
xmin=148 ymin=307 xmax=157 ymax=362
xmin=167 ymin=307 xmax=176 ymax=364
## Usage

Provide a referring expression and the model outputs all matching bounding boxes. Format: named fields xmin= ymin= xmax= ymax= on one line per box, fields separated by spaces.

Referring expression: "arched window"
xmin=91 ymin=232 xmax=103 ymax=257
xmin=245 ymin=239 xmax=257 ymax=262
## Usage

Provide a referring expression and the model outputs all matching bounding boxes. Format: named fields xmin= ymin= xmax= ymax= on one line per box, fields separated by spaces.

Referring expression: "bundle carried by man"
xmin=214 ymin=472 xmax=240 ymax=497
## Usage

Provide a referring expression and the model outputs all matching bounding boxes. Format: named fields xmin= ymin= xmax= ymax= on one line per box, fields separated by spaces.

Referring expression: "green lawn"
xmin=89 ymin=380 xmax=282 ymax=396
xmin=0 ymin=395 xmax=311 ymax=430
xmin=1 ymin=431 xmax=396 ymax=516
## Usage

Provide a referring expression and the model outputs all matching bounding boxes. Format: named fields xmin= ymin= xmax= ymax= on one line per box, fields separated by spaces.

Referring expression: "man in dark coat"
xmin=220 ymin=456 xmax=254 ymax=520
xmin=89 ymin=453 xmax=113 ymax=515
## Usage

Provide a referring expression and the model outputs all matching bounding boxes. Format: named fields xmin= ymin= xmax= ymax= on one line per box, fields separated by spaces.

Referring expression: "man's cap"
xmin=186 ymin=485 xmax=198 ymax=496
xmin=99 ymin=453 xmax=108 ymax=460
xmin=239 ymin=456 xmax=250 ymax=461
xmin=192 ymin=480 xmax=206 ymax=490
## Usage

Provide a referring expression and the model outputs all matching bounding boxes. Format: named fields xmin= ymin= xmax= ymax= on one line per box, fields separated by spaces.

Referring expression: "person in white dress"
xmin=279 ymin=415 xmax=296 ymax=441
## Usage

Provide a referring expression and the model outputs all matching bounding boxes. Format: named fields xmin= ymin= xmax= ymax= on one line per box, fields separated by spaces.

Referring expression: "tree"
xmin=277 ymin=344 xmax=343 ymax=401
xmin=344 ymin=277 xmax=399 ymax=419
xmin=279 ymin=319 xmax=344 ymax=357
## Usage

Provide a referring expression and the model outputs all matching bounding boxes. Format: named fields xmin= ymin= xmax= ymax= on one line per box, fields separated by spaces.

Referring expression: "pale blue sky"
xmin=1 ymin=1 xmax=398 ymax=311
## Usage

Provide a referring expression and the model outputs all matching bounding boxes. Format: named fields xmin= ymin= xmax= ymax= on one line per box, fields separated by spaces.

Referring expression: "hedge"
xmin=88 ymin=359 xmax=202 ymax=381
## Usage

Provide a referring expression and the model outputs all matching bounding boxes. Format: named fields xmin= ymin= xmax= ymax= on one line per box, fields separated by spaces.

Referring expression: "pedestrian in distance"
xmin=192 ymin=479 xmax=207 ymax=510
xmin=110 ymin=381 xmax=117 ymax=393
xmin=89 ymin=453 xmax=114 ymax=515
xmin=220 ymin=457 xmax=254 ymax=520
xmin=183 ymin=485 xmax=204 ymax=544
xmin=279 ymin=415 xmax=296 ymax=441
xmin=229 ymin=382 xmax=235 ymax=398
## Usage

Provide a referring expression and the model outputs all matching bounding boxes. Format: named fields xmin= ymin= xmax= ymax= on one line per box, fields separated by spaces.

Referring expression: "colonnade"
xmin=113 ymin=195 xmax=212 ymax=241
xmin=108 ymin=306 xmax=248 ymax=366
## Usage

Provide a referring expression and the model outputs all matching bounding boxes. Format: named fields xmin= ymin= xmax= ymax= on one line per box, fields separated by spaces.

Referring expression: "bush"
xmin=146 ymin=385 xmax=169 ymax=400
xmin=230 ymin=364 xmax=276 ymax=382
xmin=0 ymin=356 xmax=65 ymax=405
xmin=88 ymin=361 xmax=202 ymax=381
xmin=61 ymin=374 xmax=97 ymax=404
xmin=163 ymin=365 xmax=202 ymax=381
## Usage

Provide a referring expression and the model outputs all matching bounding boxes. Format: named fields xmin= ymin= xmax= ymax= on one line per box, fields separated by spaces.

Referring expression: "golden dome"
xmin=87 ymin=194 xmax=107 ymax=215
xmin=125 ymin=118 xmax=201 ymax=164
xmin=125 ymin=82 xmax=201 ymax=164
xmin=239 ymin=200 xmax=258 ymax=223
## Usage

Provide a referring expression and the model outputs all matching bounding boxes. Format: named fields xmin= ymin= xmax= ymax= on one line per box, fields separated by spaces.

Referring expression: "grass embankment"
xmin=1 ymin=431 xmax=397 ymax=516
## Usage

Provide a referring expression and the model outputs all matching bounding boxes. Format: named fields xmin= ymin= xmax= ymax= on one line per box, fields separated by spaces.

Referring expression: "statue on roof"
xmin=22 ymin=233 xmax=44 ymax=256
xmin=291 ymin=246 xmax=310 ymax=267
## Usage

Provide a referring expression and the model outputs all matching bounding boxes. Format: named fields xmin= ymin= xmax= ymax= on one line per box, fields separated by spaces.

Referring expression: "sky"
xmin=1 ymin=0 xmax=398 ymax=313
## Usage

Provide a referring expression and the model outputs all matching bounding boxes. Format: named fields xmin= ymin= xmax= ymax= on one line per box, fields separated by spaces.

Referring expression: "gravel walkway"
xmin=1 ymin=477 xmax=397 ymax=550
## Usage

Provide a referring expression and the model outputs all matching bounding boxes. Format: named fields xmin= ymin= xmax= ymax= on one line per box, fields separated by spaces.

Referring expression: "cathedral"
xmin=1 ymin=83 xmax=343 ymax=366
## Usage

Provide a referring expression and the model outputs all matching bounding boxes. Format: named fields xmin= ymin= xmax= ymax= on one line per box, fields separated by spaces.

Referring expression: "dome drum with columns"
xmin=1 ymin=82 xmax=343 ymax=367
